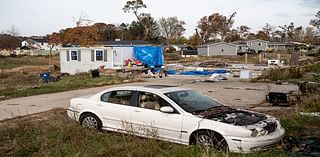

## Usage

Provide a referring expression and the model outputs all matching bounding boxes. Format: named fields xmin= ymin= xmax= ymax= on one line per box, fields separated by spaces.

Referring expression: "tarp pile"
xmin=133 ymin=46 xmax=164 ymax=67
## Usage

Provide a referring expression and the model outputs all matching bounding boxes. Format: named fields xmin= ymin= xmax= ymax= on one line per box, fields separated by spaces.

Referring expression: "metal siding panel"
xmin=91 ymin=50 xmax=95 ymax=62
xmin=78 ymin=50 xmax=81 ymax=61
xmin=66 ymin=50 xmax=70 ymax=61
xmin=103 ymin=50 xmax=108 ymax=62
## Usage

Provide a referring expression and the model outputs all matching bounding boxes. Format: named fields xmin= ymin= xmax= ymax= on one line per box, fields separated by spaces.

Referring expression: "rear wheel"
xmin=194 ymin=130 xmax=228 ymax=151
xmin=81 ymin=113 xmax=102 ymax=130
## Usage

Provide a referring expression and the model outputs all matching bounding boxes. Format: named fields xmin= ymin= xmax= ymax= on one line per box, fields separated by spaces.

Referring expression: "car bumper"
xmin=225 ymin=127 xmax=285 ymax=153
xmin=67 ymin=108 xmax=79 ymax=121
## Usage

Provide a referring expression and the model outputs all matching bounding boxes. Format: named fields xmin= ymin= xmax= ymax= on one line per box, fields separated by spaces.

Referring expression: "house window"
xmin=221 ymin=49 xmax=224 ymax=52
xmin=258 ymin=42 xmax=262 ymax=46
xmin=70 ymin=50 xmax=78 ymax=61
xmin=96 ymin=50 xmax=103 ymax=61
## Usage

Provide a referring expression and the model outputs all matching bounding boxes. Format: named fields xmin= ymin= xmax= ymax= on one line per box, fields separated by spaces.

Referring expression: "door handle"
xmin=96 ymin=104 xmax=102 ymax=106
xmin=134 ymin=110 xmax=141 ymax=113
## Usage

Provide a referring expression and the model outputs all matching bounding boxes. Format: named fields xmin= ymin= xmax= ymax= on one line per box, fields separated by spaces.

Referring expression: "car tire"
xmin=194 ymin=130 xmax=228 ymax=151
xmin=80 ymin=113 xmax=102 ymax=130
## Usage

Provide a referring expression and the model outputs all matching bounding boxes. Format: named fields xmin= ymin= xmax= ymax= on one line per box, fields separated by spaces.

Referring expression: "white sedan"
xmin=67 ymin=85 xmax=285 ymax=153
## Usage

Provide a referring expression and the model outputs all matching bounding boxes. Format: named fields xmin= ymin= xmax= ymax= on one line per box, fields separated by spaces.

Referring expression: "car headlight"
xmin=251 ymin=129 xmax=259 ymax=137
xmin=250 ymin=128 xmax=267 ymax=137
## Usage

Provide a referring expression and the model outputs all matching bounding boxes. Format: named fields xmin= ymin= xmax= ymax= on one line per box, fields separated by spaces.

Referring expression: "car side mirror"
xmin=160 ymin=106 xmax=175 ymax=113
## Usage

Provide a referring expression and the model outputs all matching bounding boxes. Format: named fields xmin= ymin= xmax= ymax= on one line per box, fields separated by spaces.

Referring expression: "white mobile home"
xmin=60 ymin=46 xmax=136 ymax=74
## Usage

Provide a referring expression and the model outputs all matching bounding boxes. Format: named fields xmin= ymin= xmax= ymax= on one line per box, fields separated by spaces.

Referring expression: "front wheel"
xmin=81 ymin=113 xmax=102 ymax=130
xmin=195 ymin=131 xmax=228 ymax=151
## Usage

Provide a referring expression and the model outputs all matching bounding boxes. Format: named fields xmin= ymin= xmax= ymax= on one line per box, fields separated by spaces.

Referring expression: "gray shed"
xmin=197 ymin=42 xmax=238 ymax=56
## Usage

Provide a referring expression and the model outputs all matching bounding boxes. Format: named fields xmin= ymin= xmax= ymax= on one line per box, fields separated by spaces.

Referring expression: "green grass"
xmin=0 ymin=74 xmax=125 ymax=100
xmin=0 ymin=109 xmax=290 ymax=157
xmin=0 ymin=56 xmax=51 ymax=69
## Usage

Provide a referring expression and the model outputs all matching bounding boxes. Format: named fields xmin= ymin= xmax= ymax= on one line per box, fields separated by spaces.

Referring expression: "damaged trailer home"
xmin=59 ymin=46 xmax=164 ymax=75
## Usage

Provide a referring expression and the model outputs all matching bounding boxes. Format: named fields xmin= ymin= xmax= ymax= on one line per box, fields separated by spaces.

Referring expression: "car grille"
xmin=264 ymin=122 xmax=277 ymax=134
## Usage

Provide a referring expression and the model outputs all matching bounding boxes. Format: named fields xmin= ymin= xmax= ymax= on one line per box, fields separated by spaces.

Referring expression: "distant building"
xmin=21 ymin=37 xmax=59 ymax=51
xmin=246 ymin=39 xmax=269 ymax=53
xmin=197 ymin=42 xmax=238 ymax=56
xmin=268 ymin=42 xmax=295 ymax=51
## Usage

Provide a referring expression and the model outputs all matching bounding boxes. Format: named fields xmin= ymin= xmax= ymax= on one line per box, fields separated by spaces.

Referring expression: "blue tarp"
xmin=133 ymin=46 xmax=164 ymax=67
xmin=179 ymin=70 xmax=228 ymax=75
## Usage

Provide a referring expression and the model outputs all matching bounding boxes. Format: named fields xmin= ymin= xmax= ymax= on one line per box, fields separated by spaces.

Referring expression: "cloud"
xmin=301 ymin=0 xmax=320 ymax=8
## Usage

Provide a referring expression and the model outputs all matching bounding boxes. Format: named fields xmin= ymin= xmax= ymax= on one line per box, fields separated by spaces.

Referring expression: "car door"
xmin=97 ymin=90 xmax=136 ymax=131
xmin=129 ymin=91 xmax=183 ymax=143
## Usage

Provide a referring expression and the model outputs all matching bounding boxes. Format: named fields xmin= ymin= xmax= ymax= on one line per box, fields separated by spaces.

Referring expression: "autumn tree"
xmin=158 ymin=17 xmax=186 ymax=45
xmin=197 ymin=12 xmax=236 ymax=43
xmin=279 ymin=22 xmax=303 ymax=42
xmin=255 ymin=31 xmax=269 ymax=40
xmin=238 ymin=25 xmax=250 ymax=40
xmin=225 ymin=29 xmax=240 ymax=42
xmin=123 ymin=0 xmax=154 ymax=40
xmin=262 ymin=23 xmax=276 ymax=40
xmin=304 ymin=27 xmax=316 ymax=44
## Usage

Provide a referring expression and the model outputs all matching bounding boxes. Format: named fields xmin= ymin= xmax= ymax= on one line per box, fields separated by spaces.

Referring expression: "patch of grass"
xmin=0 ymin=74 xmax=125 ymax=99
xmin=0 ymin=109 xmax=290 ymax=157
xmin=299 ymin=95 xmax=320 ymax=112
xmin=0 ymin=55 xmax=58 ymax=69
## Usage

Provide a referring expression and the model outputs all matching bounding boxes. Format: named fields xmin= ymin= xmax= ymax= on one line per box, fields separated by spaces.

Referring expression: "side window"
xmin=139 ymin=92 xmax=170 ymax=111
xmin=71 ymin=50 xmax=78 ymax=61
xmin=96 ymin=50 xmax=103 ymax=61
xmin=101 ymin=92 xmax=111 ymax=102
xmin=258 ymin=42 xmax=262 ymax=46
xmin=104 ymin=90 xmax=133 ymax=105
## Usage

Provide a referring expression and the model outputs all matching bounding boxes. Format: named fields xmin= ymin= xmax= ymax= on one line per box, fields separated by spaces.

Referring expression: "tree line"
xmin=1 ymin=0 xmax=319 ymax=49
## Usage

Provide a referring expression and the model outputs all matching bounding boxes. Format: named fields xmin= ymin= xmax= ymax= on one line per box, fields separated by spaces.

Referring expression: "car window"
xmin=165 ymin=90 xmax=222 ymax=113
xmin=101 ymin=90 xmax=133 ymax=106
xmin=139 ymin=92 xmax=170 ymax=111
xmin=101 ymin=92 xmax=111 ymax=102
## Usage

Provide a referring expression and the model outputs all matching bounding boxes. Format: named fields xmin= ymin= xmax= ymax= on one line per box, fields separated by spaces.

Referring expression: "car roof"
xmin=109 ymin=85 xmax=188 ymax=94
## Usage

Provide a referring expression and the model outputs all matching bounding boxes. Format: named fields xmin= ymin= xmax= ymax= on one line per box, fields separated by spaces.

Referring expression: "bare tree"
xmin=72 ymin=11 xmax=93 ymax=27
xmin=6 ymin=25 xmax=20 ymax=36
xmin=158 ymin=17 xmax=186 ymax=45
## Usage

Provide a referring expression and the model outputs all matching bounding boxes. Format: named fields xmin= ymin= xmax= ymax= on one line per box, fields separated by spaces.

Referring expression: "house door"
xmin=113 ymin=50 xmax=123 ymax=67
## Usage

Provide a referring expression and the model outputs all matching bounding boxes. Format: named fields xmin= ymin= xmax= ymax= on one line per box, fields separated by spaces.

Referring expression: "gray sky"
xmin=0 ymin=0 xmax=319 ymax=37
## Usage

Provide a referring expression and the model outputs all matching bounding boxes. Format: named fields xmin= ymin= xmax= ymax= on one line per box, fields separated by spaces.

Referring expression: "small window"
xmin=139 ymin=92 xmax=170 ymax=111
xmin=258 ymin=42 xmax=262 ymax=46
xmin=71 ymin=50 xmax=78 ymax=61
xmin=221 ymin=49 xmax=224 ymax=52
xmin=105 ymin=90 xmax=133 ymax=105
xmin=247 ymin=42 xmax=252 ymax=46
xmin=96 ymin=50 xmax=103 ymax=61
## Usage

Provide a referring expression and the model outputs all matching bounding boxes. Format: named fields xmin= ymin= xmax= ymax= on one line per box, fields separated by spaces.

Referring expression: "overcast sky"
xmin=0 ymin=0 xmax=319 ymax=37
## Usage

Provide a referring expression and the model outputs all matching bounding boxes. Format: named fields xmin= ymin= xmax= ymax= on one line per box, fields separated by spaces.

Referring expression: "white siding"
xmin=60 ymin=47 xmax=113 ymax=75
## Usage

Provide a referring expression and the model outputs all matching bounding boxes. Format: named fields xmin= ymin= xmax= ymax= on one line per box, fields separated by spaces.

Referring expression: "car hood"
xmin=197 ymin=106 xmax=269 ymax=126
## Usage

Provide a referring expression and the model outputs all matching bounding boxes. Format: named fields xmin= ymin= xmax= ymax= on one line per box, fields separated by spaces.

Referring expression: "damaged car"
xmin=67 ymin=85 xmax=285 ymax=153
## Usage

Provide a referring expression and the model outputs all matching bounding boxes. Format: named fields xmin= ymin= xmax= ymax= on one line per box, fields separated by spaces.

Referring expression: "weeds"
xmin=0 ymin=109 xmax=291 ymax=157
xmin=0 ymin=74 xmax=125 ymax=100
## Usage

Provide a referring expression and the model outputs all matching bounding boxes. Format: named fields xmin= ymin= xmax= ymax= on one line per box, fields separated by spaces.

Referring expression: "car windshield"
xmin=165 ymin=90 xmax=223 ymax=113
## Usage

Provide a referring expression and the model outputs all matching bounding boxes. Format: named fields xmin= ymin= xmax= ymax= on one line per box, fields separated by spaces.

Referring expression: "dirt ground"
xmin=0 ymin=75 xmax=299 ymax=121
